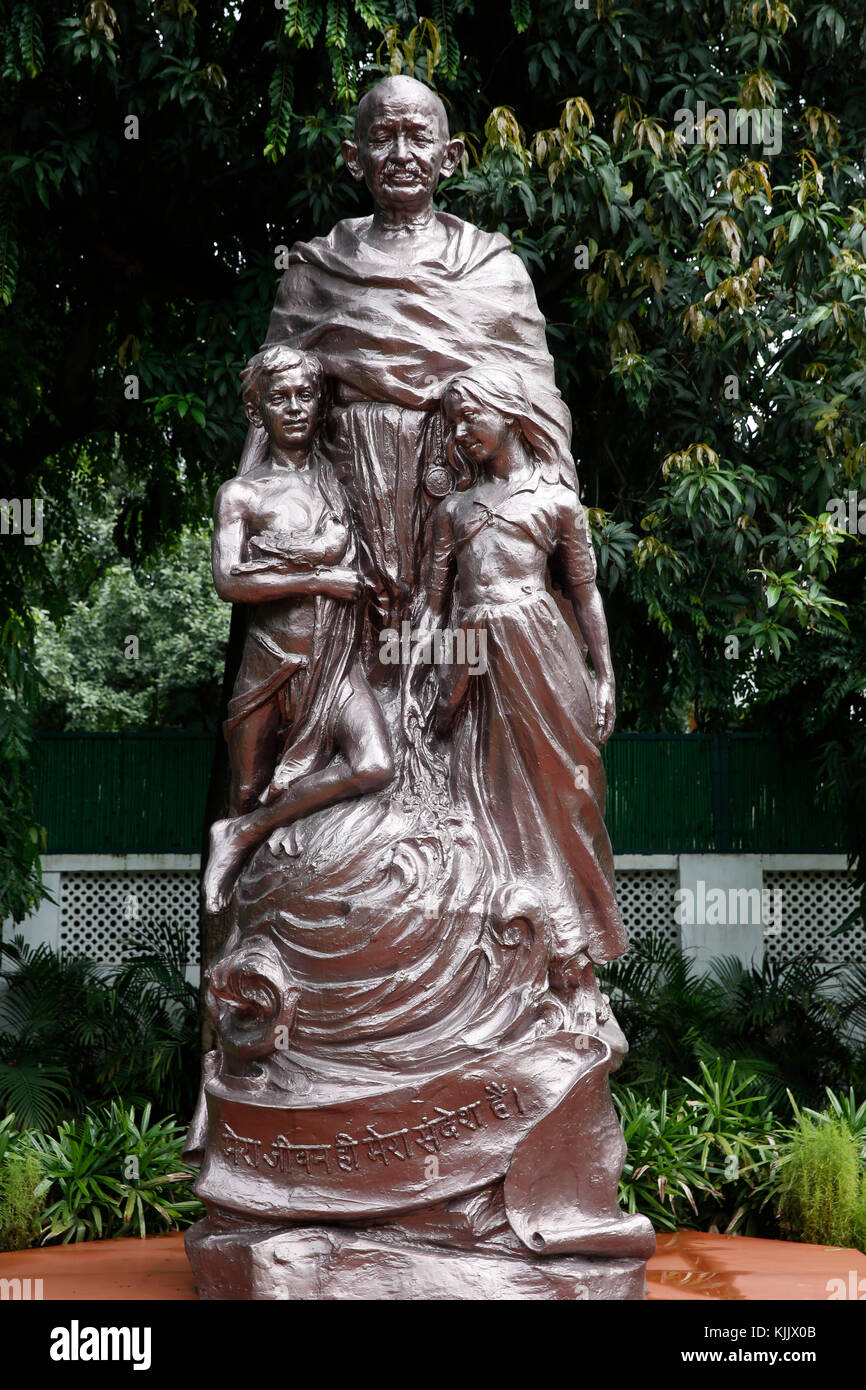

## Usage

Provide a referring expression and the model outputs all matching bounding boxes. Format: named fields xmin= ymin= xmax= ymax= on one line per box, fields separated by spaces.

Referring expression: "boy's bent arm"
xmin=212 ymin=481 xmax=337 ymax=604
xmin=281 ymin=514 xmax=349 ymax=566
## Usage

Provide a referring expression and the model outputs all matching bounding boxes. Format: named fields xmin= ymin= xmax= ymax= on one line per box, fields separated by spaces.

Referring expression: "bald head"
xmin=341 ymin=75 xmax=463 ymax=223
xmin=355 ymin=76 xmax=449 ymax=142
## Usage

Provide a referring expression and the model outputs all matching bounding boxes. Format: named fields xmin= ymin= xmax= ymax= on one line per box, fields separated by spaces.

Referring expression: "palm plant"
xmin=27 ymin=1101 xmax=203 ymax=1243
xmin=0 ymin=921 xmax=200 ymax=1128
xmin=614 ymin=1059 xmax=780 ymax=1237
xmin=704 ymin=953 xmax=861 ymax=1108
xmin=599 ymin=934 xmax=721 ymax=1086
xmin=600 ymin=935 xmax=865 ymax=1107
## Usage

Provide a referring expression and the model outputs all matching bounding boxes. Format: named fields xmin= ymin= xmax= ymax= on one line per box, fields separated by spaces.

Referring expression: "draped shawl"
xmin=240 ymin=211 xmax=574 ymax=476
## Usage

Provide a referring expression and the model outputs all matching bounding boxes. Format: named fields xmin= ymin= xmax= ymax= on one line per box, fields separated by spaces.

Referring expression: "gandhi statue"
xmin=239 ymin=75 xmax=575 ymax=637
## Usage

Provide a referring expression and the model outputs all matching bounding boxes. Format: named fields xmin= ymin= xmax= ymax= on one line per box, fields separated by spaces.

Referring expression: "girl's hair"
xmin=442 ymin=366 xmax=560 ymax=480
xmin=240 ymin=346 xmax=327 ymax=410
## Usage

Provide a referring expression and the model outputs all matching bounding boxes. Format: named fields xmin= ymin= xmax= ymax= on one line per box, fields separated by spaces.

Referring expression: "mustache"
xmin=381 ymin=162 xmax=425 ymax=176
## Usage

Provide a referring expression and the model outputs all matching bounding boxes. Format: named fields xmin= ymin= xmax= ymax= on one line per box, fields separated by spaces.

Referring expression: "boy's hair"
xmin=240 ymin=346 xmax=327 ymax=411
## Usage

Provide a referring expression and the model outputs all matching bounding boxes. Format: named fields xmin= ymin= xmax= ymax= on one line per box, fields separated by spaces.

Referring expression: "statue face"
xmin=342 ymin=85 xmax=463 ymax=213
xmin=444 ymin=391 xmax=513 ymax=465
xmin=250 ymin=367 xmax=322 ymax=449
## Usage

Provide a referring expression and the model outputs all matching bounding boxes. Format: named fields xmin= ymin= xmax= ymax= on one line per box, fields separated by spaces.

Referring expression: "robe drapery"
xmin=263 ymin=212 xmax=572 ymax=458
xmin=240 ymin=213 xmax=576 ymax=619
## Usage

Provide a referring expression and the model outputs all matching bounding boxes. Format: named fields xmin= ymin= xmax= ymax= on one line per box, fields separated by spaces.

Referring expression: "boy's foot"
xmin=203 ymin=817 xmax=257 ymax=914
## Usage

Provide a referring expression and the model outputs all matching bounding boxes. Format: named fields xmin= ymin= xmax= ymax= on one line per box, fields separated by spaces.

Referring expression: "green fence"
xmin=601 ymin=734 xmax=842 ymax=854
xmin=32 ymin=731 xmax=843 ymax=856
xmin=33 ymin=733 xmax=214 ymax=855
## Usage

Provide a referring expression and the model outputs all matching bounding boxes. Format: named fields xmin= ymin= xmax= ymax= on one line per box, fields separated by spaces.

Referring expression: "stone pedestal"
xmin=185 ymin=1219 xmax=647 ymax=1301
xmin=184 ymin=1028 xmax=654 ymax=1301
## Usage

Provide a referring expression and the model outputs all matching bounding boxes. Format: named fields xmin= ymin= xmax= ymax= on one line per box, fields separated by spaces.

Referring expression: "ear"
xmin=439 ymin=137 xmax=465 ymax=179
xmin=341 ymin=139 xmax=365 ymax=182
xmin=244 ymin=398 xmax=264 ymax=428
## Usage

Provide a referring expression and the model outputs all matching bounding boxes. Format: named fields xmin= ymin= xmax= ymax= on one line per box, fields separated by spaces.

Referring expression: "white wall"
xmin=2 ymin=852 xmax=858 ymax=987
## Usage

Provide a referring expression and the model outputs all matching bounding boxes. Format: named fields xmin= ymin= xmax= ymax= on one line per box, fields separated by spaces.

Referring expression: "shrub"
xmin=856 ymin=1188 xmax=866 ymax=1255
xmin=600 ymin=935 xmax=866 ymax=1107
xmin=615 ymin=1085 xmax=717 ymax=1231
xmin=27 ymin=1101 xmax=203 ymax=1244
xmin=801 ymin=1086 xmax=866 ymax=1160
xmin=614 ymin=1059 xmax=778 ymax=1236
xmin=0 ymin=922 xmax=200 ymax=1128
xmin=777 ymin=1114 xmax=864 ymax=1251
xmin=0 ymin=1147 xmax=43 ymax=1252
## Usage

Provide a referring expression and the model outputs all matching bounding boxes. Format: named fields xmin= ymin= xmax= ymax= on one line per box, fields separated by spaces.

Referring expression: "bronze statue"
xmin=238 ymin=76 xmax=576 ymax=634
xmin=186 ymin=75 xmax=655 ymax=1302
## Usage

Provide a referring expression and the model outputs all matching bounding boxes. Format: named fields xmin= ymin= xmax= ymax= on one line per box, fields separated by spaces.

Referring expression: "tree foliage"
xmin=35 ymin=510 xmax=229 ymax=732
xmin=1 ymin=0 xmax=865 ymax=917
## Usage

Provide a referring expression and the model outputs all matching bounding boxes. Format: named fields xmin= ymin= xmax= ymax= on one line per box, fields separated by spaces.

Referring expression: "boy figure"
xmin=203 ymin=346 xmax=393 ymax=914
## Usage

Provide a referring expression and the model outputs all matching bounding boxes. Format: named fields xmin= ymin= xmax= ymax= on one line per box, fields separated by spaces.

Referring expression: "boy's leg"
xmin=204 ymin=681 xmax=393 ymax=914
xmin=226 ymin=633 xmax=297 ymax=813
xmin=331 ymin=677 xmax=394 ymax=791
xmin=228 ymin=698 xmax=282 ymax=814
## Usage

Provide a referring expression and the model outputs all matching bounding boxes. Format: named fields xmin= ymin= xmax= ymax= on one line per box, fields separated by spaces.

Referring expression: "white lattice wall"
xmin=57 ymin=869 xmax=200 ymax=965
xmin=615 ymin=869 xmax=679 ymax=946
xmin=763 ymin=869 xmax=863 ymax=966
xmin=54 ymin=868 xmax=678 ymax=965
xmin=7 ymin=856 xmax=859 ymax=973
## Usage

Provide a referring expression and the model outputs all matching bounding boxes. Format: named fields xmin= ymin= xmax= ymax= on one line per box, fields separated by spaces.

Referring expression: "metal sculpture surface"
xmin=185 ymin=74 xmax=655 ymax=1302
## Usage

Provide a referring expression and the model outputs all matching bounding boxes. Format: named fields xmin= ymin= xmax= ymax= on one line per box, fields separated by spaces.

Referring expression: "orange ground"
xmin=1 ymin=1230 xmax=864 ymax=1300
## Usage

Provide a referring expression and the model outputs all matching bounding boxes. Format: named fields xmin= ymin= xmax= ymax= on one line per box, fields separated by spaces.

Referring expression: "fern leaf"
xmin=326 ymin=0 xmax=349 ymax=50
xmin=283 ymin=0 xmax=302 ymax=37
xmin=435 ymin=0 xmax=459 ymax=81
xmin=329 ymin=41 xmax=355 ymax=105
xmin=264 ymin=62 xmax=294 ymax=163
xmin=19 ymin=3 xmax=45 ymax=78
xmin=299 ymin=0 xmax=324 ymax=45
xmin=285 ymin=0 xmax=323 ymax=48
xmin=355 ymin=0 xmax=391 ymax=30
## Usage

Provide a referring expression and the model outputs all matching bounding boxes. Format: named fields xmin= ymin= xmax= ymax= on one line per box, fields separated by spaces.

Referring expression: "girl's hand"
xmin=595 ymin=675 xmax=616 ymax=743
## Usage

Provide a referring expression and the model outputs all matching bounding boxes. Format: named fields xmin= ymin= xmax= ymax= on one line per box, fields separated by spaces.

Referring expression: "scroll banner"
xmin=195 ymin=1033 xmax=606 ymax=1223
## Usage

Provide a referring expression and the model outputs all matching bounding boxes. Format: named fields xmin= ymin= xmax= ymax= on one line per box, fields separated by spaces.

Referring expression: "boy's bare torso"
xmin=231 ymin=463 xmax=347 ymax=685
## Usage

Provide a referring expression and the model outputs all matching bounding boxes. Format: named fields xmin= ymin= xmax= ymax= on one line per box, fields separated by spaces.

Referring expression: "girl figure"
xmin=403 ymin=366 xmax=628 ymax=1015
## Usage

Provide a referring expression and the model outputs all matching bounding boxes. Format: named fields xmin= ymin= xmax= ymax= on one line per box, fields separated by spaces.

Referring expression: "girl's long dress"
xmin=445 ymin=468 xmax=628 ymax=967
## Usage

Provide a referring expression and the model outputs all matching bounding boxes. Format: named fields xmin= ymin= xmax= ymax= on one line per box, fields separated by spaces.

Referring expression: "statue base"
xmin=185 ymin=1218 xmax=647 ymax=1301
xmin=185 ymin=1028 xmax=655 ymax=1300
